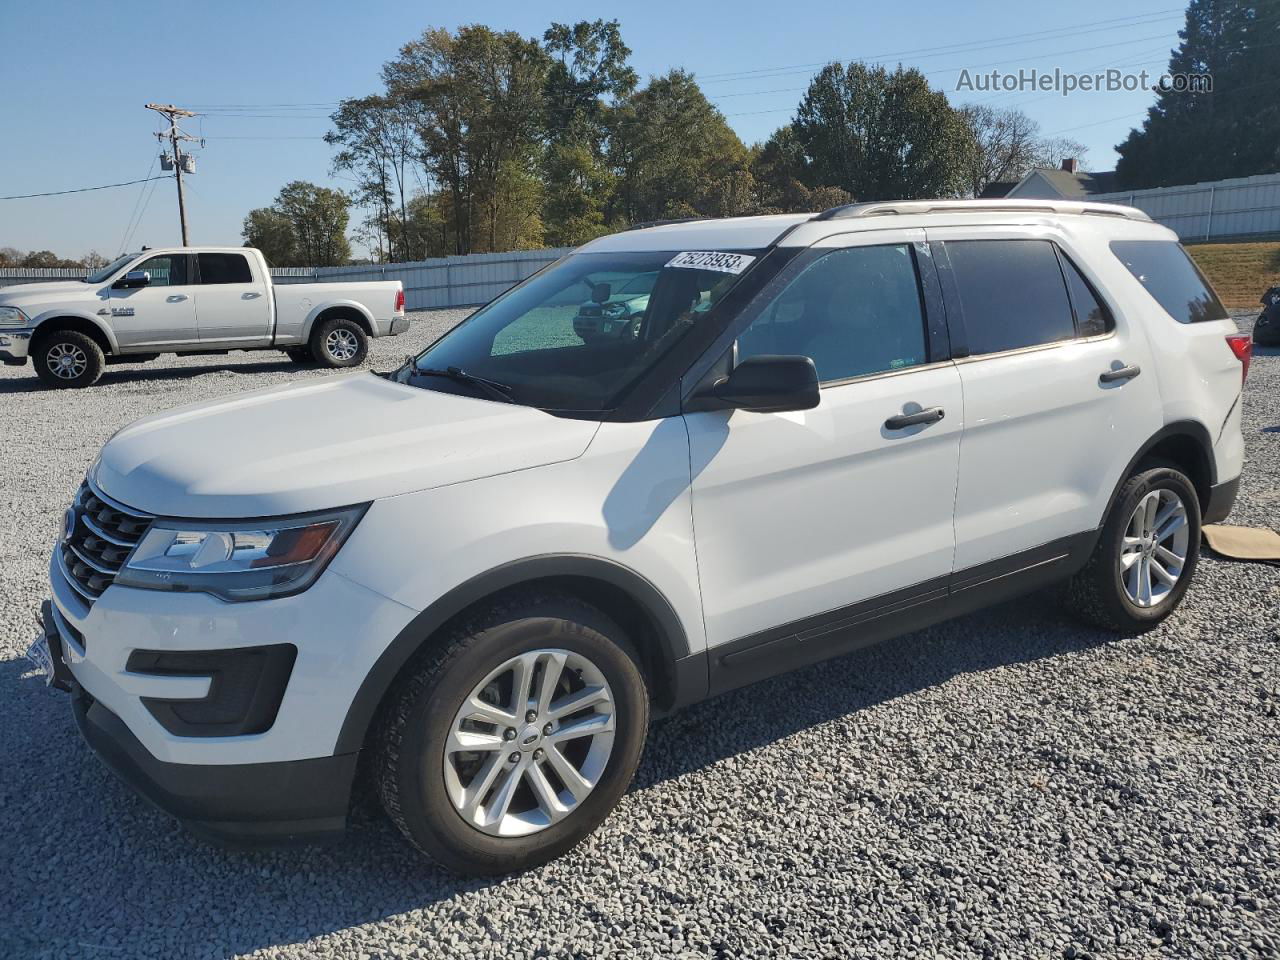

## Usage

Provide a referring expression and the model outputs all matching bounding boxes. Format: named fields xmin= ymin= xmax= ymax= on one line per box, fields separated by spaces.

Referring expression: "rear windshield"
xmin=1110 ymin=240 xmax=1228 ymax=324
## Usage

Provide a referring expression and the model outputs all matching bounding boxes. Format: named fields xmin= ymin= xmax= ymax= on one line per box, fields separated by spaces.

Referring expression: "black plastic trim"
xmin=334 ymin=554 xmax=699 ymax=755
xmin=1102 ymin=420 xmax=1217 ymax=520
xmin=73 ymin=688 xmax=355 ymax=846
xmin=1203 ymin=476 xmax=1240 ymax=525
xmin=709 ymin=531 xmax=1096 ymax=696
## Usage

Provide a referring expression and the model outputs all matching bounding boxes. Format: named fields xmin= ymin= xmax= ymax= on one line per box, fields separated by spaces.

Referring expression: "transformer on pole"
xmin=145 ymin=103 xmax=198 ymax=245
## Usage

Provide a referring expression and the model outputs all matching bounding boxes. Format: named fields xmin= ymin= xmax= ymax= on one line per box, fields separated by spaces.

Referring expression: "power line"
xmin=0 ymin=176 xmax=169 ymax=200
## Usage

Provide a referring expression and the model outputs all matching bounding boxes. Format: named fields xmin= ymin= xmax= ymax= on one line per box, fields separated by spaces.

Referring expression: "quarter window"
xmin=1059 ymin=254 xmax=1113 ymax=337
xmin=945 ymin=240 xmax=1076 ymax=355
xmin=134 ymin=255 xmax=188 ymax=288
xmin=1110 ymin=240 xmax=1228 ymax=324
xmin=737 ymin=244 xmax=929 ymax=383
xmin=197 ymin=253 xmax=253 ymax=285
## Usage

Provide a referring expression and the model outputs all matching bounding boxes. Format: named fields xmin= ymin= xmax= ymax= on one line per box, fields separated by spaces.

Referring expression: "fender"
xmin=301 ymin=299 xmax=376 ymax=342
xmin=1101 ymin=419 xmax=1216 ymax=525
xmin=333 ymin=554 xmax=702 ymax=755
xmin=29 ymin=308 xmax=121 ymax=353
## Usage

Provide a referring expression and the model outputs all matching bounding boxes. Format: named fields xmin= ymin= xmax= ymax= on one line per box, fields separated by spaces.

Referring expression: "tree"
xmin=274 ymin=181 xmax=352 ymax=266
xmin=1116 ymin=0 xmax=1279 ymax=188
xmin=81 ymin=251 xmax=110 ymax=271
xmin=19 ymin=250 xmax=81 ymax=268
xmin=793 ymin=63 xmax=972 ymax=201
xmin=960 ymin=105 xmax=1088 ymax=196
xmin=242 ymin=207 xmax=297 ymax=265
xmin=609 ymin=69 xmax=752 ymax=223
xmin=0 ymin=247 xmax=22 ymax=267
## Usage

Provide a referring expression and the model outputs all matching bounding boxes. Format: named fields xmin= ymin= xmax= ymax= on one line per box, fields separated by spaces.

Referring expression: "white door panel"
xmin=107 ymin=254 xmax=197 ymax=347
xmin=687 ymin=365 xmax=963 ymax=649
xmin=194 ymin=252 xmax=272 ymax=345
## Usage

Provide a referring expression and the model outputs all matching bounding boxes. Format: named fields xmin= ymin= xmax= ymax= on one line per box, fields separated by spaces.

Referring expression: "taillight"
xmin=1225 ymin=333 xmax=1252 ymax=382
xmin=394 ymin=288 xmax=405 ymax=313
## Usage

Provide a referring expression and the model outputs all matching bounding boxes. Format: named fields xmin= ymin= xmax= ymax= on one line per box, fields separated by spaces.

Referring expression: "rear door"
xmin=930 ymin=227 xmax=1163 ymax=573
xmin=194 ymin=251 xmax=272 ymax=346
xmin=684 ymin=231 xmax=963 ymax=685
xmin=107 ymin=253 xmax=197 ymax=348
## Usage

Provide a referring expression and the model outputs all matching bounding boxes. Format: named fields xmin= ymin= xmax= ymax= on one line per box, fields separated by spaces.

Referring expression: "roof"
xmin=978 ymin=181 xmax=1018 ymax=199
xmin=1008 ymin=168 xmax=1118 ymax=200
xmin=579 ymin=214 xmax=812 ymax=253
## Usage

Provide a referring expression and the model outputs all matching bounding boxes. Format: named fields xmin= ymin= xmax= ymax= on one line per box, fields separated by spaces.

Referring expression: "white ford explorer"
xmin=34 ymin=200 xmax=1249 ymax=874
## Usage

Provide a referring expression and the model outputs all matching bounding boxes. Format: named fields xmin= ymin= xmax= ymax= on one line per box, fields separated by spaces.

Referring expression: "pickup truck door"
xmin=193 ymin=251 xmax=273 ymax=346
xmin=107 ymin=253 xmax=198 ymax=348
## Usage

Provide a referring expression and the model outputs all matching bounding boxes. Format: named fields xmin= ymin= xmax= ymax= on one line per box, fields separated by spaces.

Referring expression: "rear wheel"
xmin=375 ymin=593 xmax=649 ymax=874
xmin=1064 ymin=464 xmax=1201 ymax=632
xmin=284 ymin=347 xmax=313 ymax=365
xmin=309 ymin=317 xmax=368 ymax=368
xmin=32 ymin=329 xmax=104 ymax=388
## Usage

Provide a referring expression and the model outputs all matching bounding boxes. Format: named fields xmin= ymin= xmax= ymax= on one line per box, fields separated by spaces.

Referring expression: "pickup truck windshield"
xmin=84 ymin=254 xmax=137 ymax=284
xmin=400 ymin=249 xmax=761 ymax=413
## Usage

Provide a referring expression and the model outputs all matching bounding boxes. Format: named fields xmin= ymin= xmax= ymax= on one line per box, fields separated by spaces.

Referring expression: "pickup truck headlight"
xmin=116 ymin=504 xmax=368 ymax=601
xmin=0 ymin=306 xmax=29 ymax=327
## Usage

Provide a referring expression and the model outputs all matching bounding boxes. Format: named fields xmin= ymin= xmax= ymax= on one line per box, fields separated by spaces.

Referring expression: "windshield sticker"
xmin=665 ymin=251 xmax=756 ymax=275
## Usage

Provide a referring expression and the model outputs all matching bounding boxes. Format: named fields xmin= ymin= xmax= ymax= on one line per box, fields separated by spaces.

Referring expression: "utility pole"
xmin=145 ymin=103 xmax=198 ymax=245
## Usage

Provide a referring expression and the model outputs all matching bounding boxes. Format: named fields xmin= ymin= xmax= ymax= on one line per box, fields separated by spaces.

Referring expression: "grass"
xmin=1184 ymin=241 xmax=1280 ymax=309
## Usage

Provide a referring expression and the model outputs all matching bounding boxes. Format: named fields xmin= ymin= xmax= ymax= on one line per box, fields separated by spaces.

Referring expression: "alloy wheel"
xmin=444 ymin=648 xmax=616 ymax=838
xmin=1121 ymin=488 xmax=1190 ymax=607
xmin=47 ymin=342 xmax=88 ymax=380
xmin=325 ymin=329 xmax=359 ymax=362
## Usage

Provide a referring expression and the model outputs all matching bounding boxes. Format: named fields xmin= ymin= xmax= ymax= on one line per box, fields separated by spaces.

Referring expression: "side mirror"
xmin=698 ymin=355 xmax=820 ymax=413
xmin=114 ymin=270 xmax=150 ymax=290
xmin=590 ymin=282 xmax=611 ymax=303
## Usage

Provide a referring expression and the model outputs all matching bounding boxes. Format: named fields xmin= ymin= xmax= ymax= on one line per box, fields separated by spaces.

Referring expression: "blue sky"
xmin=0 ymin=0 xmax=1188 ymax=258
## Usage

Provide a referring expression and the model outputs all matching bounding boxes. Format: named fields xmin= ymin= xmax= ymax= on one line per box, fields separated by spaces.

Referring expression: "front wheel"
xmin=32 ymin=329 xmax=104 ymax=388
xmin=309 ymin=317 xmax=368 ymax=368
xmin=1064 ymin=464 xmax=1201 ymax=633
xmin=375 ymin=593 xmax=649 ymax=874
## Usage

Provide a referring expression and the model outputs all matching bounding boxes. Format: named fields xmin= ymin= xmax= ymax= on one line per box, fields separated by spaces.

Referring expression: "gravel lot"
xmin=1 ymin=311 xmax=1278 ymax=960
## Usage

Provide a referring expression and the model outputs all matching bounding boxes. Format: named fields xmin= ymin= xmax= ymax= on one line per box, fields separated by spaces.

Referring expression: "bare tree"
xmin=960 ymin=105 xmax=1087 ymax=196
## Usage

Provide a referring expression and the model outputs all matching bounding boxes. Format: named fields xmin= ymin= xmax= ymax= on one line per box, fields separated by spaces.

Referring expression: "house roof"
xmin=1008 ymin=167 xmax=1119 ymax=199
xmin=978 ymin=181 xmax=1018 ymax=199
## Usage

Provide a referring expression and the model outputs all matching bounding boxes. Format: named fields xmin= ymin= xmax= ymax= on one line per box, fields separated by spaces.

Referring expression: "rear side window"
xmin=197 ymin=253 xmax=253 ymax=285
xmin=1059 ymin=254 xmax=1113 ymax=338
xmin=944 ymin=240 xmax=1075 ymax=355
xmin=1110 ymin=240 xmax=1228 ymax=324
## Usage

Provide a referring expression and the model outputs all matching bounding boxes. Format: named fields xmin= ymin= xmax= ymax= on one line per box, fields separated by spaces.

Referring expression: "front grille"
xmin=58 ymin=479 xmax=153 ymax=606
xmin=579 ymin=305 xmax=603 ymax=317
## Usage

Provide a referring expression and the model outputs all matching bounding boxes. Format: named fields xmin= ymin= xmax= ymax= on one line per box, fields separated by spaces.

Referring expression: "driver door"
xmin=683 ymin=231 xmax=964 ymax=691
xmin=108 ymin=253 xmax=198 ymax=349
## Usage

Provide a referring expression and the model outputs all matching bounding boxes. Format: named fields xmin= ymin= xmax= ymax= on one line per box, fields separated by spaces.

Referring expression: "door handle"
xmin=1099 ymin=364 xmax=1141 ymax=383
xmin=243 ymin=292 xmax=261 ymax=299
xmin=166 ymin=294 xmax=188 ymax=303
xmin=885 ymin=406 xmax=945 ymax=430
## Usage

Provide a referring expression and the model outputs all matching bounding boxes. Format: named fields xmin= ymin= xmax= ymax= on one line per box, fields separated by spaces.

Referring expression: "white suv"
xmin=35 ymin=200 xmax=1249 ymax=874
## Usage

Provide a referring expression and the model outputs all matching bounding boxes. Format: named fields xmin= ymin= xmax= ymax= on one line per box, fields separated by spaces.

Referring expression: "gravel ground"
xmin=1 ymin=311 xmax=1278 ymax=960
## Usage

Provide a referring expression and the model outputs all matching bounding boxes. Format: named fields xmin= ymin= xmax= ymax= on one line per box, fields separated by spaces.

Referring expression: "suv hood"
xmin=94 ymin=374 xmax=601 ymax=518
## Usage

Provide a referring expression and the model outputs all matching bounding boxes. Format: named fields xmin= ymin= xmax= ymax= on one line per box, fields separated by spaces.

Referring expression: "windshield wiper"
xmin=410 ymin=366 xmax=516 ymax=404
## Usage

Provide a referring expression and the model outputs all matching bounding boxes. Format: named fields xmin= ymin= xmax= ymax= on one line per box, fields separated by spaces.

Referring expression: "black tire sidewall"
xmin=309 ymin=318 xmax=368 ymax=368
xmin=1101 ymin=466 xmax=1202 ymax=627
xmin=389 ymin=602 xmax=648 ymax=874
xmin=33 ymin=330 xmax=104 ymax=388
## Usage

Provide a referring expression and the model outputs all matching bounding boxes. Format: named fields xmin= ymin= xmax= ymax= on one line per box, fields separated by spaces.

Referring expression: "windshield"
xmin=84 ymin=254 xmax=137 ymax=284
xmin=399 ymin=249 xmax=760 ymax=413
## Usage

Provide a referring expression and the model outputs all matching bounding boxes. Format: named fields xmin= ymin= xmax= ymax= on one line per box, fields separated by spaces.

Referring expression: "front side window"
xmin=135 ymin=255 xmax=188 ymax=288
xmin=400 ymin=249 xmax=760 ymax=412
xmin=197 ymin=253 xmax=253 ymax=285
xmin=1110 ymin=240 xmax=1228 ymax=324
xmin=945 ymin=239 xmax=1075 ymax=355
xmin=737 ymin=244 xmax=928 ymax=383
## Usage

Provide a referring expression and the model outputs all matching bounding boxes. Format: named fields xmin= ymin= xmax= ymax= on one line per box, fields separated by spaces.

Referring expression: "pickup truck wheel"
xmin=284 ymin=347 xmax=313 ymax=365
xmin=310 ymin=318 xmax=368 ymax=368
xmin=32 ymin=330 xmax=104 ymax=388
xmin=375 ymin=592 xmax=649 ymax=875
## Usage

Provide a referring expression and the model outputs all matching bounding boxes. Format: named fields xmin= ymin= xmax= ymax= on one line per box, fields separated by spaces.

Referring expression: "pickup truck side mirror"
xmin=114 ymin=270 xmax=150 ymax=290
xmin=695 ymin=355 xmax=820 ymax=413
xmin=590 ymin=282 xmax=611 ymax=304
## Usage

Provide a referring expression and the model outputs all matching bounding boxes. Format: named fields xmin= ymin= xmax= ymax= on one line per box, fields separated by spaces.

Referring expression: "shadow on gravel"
xmin=0 ymin=591 xmax=1112 ymax=960
xmin=0 ymin=359 xmax=303 ymax=394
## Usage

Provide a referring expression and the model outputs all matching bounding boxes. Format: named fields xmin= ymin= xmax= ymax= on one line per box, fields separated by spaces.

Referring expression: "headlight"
xmin=0 ymin=306 xmax=28 ymax=327
xmin=116 ymin=504 xmax=368 ymax=602
xmin=602 ymin=302 xmax=627 ymax=317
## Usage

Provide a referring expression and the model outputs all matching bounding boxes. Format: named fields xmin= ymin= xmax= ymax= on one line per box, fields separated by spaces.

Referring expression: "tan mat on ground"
xmin=1202 ymin=524 xmax=1280 ymax=562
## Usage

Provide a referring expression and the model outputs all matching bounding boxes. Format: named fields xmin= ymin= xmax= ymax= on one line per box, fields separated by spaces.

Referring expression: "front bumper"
xmin=0 ymin=326 xmax=32 ymax=363
xmin=73 ymin=685 xmax=357 ymax=845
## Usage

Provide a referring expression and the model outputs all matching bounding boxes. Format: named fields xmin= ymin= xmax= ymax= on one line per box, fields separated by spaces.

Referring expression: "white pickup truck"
xmin=0 ymin=246 xmax=407 ymax=387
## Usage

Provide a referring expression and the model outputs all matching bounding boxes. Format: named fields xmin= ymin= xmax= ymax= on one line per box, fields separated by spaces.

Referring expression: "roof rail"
xmin=812 ymin=199 xmax=1152 ymax=223
xmin=625 ymin=217 xmax=708 ymax=231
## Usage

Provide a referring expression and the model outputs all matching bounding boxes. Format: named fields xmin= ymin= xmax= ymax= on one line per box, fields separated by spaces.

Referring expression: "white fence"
xmin=1093 ymin=171 xmax=1280 ymax=241
xmin=0 ymin=247 xmax=573 ymax=309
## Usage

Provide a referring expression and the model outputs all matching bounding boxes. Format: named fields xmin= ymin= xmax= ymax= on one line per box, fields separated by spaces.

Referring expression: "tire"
xmin=284 ymin=347 xmax=313 ymax=365
xmin=32 ymin=329 xmax=105 ymax=388
xmin=375 ymin=592 xmax=649 ymax=875
xmin=308 ymin=317 xmax=368 ymax=368
xmin=1064 ymin=463 xmax=1201 ymax=633
xmin=1254 ymin=312 xmax=1280 ymax=347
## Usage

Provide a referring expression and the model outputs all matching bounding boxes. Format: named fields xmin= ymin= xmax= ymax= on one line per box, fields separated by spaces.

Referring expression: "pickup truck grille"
xmin=58 ymin=479 xmax=153 ymax=607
